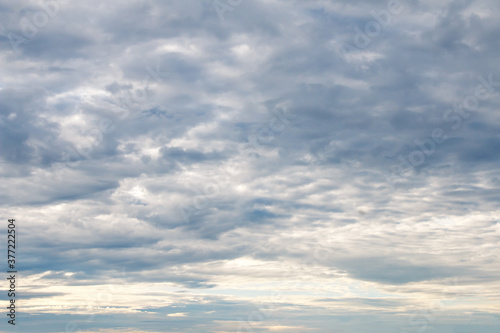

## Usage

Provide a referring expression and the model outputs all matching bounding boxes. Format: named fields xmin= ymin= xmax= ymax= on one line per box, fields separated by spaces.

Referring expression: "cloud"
xmin=1 ymin=0 xmax=500 ymax=332
xmin=166 ymin=312 xmax=187 ymax=317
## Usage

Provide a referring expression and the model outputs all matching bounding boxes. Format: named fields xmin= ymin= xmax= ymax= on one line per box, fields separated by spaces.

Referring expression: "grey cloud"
xmin=1 ymin=0 xmax=500 ymax=332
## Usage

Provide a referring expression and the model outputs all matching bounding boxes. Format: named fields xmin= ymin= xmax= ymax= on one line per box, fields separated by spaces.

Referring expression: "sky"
xmin=0 ymin=0 xmax=499 ymax=332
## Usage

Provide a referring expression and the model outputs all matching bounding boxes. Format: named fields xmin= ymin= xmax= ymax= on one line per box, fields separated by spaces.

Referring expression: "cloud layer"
xmin=0 ymin=0 xmax=499 ymax=332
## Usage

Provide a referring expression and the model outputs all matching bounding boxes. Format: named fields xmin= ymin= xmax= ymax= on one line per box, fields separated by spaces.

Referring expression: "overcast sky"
xmin=1 ymin=0 xmax=500 ymax=332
